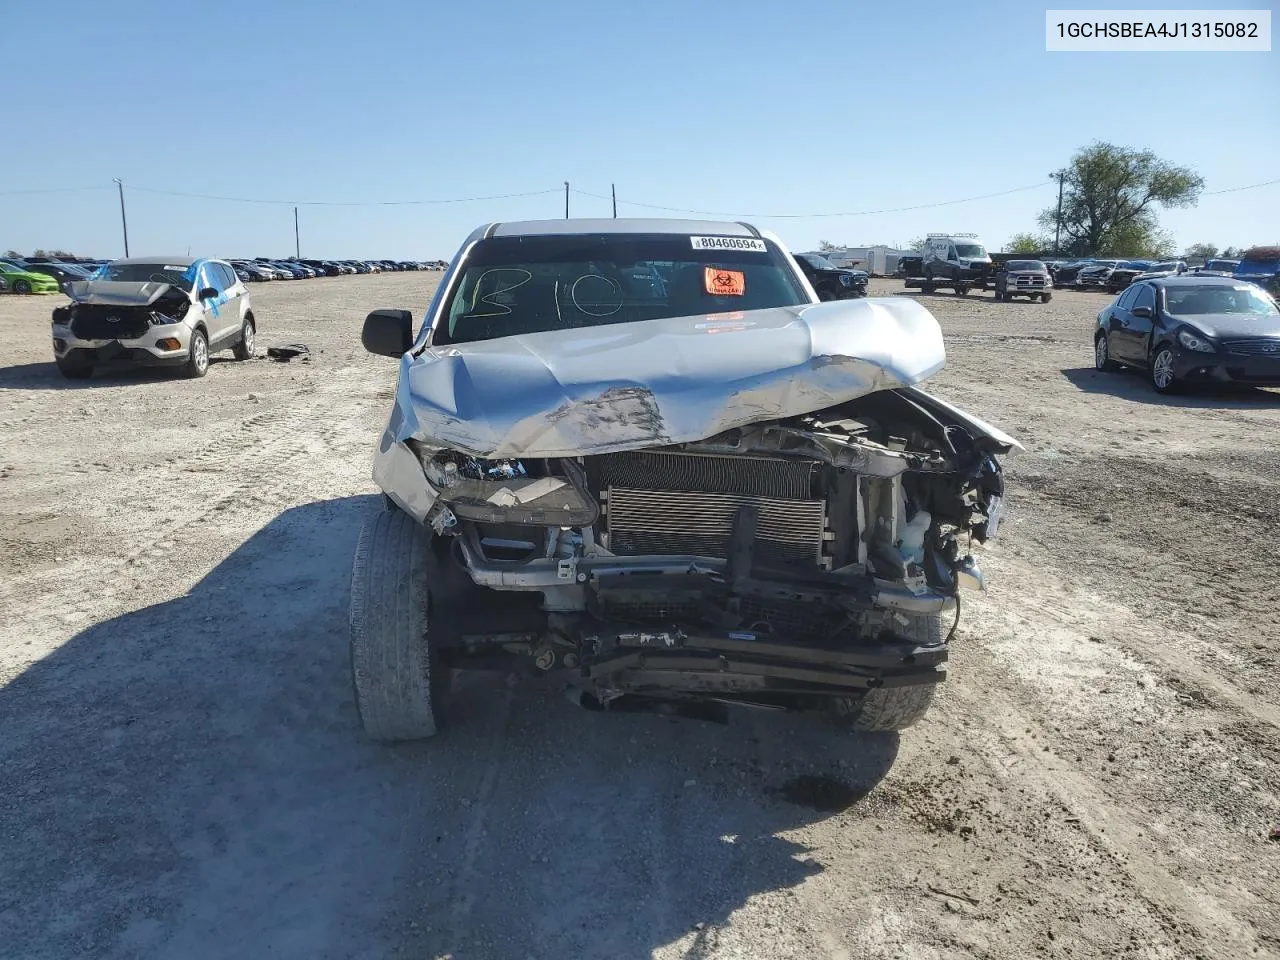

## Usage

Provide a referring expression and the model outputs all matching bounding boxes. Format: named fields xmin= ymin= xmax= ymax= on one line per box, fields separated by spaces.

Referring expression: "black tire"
xmin=830 ymin=611 xmax=944 ymax=731
xmin=1149 ymin=343 xmax=1180 ymax=394
xmin=1041 ymin=292 xmax=1052 ymax=303
xmin=993 ymin=289 xmax=1004 ymax=301
xmin=349 ymin=507 xmax=442 ymax=741
xmin=55 ymin=355 xmax=93 ymax=379
xmin=1094 ymin=333 xmax=1119 ymax=372
xmin=14 ymin=279 xmax=31 ymax=294
xmin=185 ymin=328 xmax=209 ymax=379
xmin=956 ymin=285 xmax=970 ymax=296
xmin=816 ymin=285 xmax=838 ymax=302
xmin=232 ymin=315 xmax=256 ymax=361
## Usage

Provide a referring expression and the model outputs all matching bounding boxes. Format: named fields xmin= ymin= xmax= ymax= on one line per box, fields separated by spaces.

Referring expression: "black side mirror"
xmin=198 ymin=286 xmax=218 ymax=301
xmin=362 ymin=308 xmax=414 ymax=357
xmin=1131 ymin=305 xmax=1153 ymax=318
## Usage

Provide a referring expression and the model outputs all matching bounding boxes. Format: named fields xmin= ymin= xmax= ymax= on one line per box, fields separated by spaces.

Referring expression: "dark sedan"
xmin=1093 ymin=276 xmax=1280 ymax=393
xmin=23 ymin=262 xmax=95 ymax=290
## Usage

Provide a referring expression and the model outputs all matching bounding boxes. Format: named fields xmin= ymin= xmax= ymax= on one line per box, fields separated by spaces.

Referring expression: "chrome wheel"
xmin=243 ymin=322 xmax=255 ymax=355
xmin=1095 ymin=336 xmax=1109 ymax=369
xmin=193 ymin=335 xmax=208 ymax=372
xmin=1152 ymin=348 xmax=1175 ymax=391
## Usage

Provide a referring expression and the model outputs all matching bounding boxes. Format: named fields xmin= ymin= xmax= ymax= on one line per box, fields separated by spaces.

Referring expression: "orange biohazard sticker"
xmin=704 ymin=267 xmax=746 ymax=296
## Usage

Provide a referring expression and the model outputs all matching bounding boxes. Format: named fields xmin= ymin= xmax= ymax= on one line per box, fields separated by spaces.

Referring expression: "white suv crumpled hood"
xmin=392 ymin=297 xmax=951 ymax=458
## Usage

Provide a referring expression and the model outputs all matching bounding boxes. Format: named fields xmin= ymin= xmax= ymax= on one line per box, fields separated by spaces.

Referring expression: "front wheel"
xmin=1150 ymin=344 xmax=1180 ymax=394
xmin=816 ymin=285 xmax=838 ymax=302
xmin=55 ymin=355 xmax=93 ymax=379
xmin=349 ymin=508 xmax=443 ymax=741
xmin=829 ymin=611 xmax=944 ymax=731
xmin=1041 ymin=292 xmax=1052 ymax=303
xmin=185 ymin=329 xmax=209 ymax=378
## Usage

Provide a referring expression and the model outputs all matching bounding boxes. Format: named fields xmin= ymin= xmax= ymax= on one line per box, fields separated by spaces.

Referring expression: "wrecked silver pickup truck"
xmin=351 ymin=219 xmax=1017 ymax=741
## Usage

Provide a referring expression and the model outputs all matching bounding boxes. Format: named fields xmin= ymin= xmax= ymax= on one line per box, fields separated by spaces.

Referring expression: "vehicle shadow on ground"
xmin=0 ymin=359 xmax=238 ymax=390
xmin=1062 ymin=366 xmax=1280 ymax=407
xmin=0 ymin=495 xmax=901 ymax=960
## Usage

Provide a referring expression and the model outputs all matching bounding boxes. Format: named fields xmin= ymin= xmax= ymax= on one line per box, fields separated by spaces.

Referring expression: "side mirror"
xmin=362 ymin=308 xmax=414 ymax=357
xmin=198 ymin=286 xmax=218 ymax=301
xmin=1131 ymin=305 xmax=1153 ymax=318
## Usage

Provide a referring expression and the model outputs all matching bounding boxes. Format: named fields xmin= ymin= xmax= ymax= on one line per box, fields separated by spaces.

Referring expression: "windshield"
xmin=435 ymin=234 xmax=810 ymax=345
xmin=93 ymin=262 xmax=194 ymax=286
xmin=1165 ymin=285 xmax=1279 ymax=316
xmin=954 ymin=243 xmax=987 ymax=259
xmin=1006 ymin=260 xmax=1045 ymax=271
xmin=801 ymin=254 xmax=840 ymax=270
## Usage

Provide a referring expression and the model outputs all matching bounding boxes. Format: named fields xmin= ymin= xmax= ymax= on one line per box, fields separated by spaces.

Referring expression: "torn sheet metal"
xmin=391 ymin=297 xmax=948 ymax=459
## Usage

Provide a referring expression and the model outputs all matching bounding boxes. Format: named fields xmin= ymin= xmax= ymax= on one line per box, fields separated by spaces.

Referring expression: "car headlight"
xmin=839 ymin=275 xmax=854 ymax=287
xmin=1177 ymin=328 xmax=1215 ymax=353
xmin=411 ymin=446 xmax=599 ymax=526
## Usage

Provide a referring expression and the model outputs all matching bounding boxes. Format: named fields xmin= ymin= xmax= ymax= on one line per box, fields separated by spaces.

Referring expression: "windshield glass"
xmin=954 ymin=243 xmax=987 ymax=259
xmin=93 ymin=262 xmax=193 ymax=286
xmin=1165 ymin=285 xmax=1279 ymax=316
xmin=1006 ymin=260 xmax=1044 ymax=271
xmin=801 ymin=254 xmax=840 ymax=270
xmin=435 ymin=234 xmax=809 ymax=345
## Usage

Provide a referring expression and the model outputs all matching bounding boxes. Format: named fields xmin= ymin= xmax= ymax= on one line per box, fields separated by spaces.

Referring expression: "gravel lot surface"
xmin=1 ymin=274 xmax=1277 ymax=959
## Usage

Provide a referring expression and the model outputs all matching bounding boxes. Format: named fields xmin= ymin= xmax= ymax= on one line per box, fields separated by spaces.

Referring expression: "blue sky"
xmin=1 ymin=0 xmax=1275 ymax=259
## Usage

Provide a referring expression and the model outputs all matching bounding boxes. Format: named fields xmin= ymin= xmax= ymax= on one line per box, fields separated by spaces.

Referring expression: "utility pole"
xmin=1051 ymin=170 xmax=1065 ymax=256
xmin=611 ymin=183 xmax=617 ymax=218
xmin=564 ymin=181 xmax=569 ymax=219
xmin=113 ymin=178 xmax=130 ymax=257
xmin=294 ymin=206 xmax=300 ymax=258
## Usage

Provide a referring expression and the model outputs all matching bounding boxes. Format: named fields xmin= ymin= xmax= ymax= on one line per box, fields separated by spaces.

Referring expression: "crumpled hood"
xmin=65 ymin=280 xmax=188 ymax=306
xmin=395 ymin=297 xmax=948 ymax=458
xmin=1170 ymin=311 xmax=1280 ymax=339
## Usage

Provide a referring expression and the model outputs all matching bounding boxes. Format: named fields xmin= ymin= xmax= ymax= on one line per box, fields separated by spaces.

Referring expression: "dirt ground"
xmin=1 ymin=273 xmax=1277 ymax=960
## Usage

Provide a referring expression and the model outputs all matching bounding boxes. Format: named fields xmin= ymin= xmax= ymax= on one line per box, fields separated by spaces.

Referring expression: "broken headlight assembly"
xmin=409 ymin=443 xmax=599 ymax=527
xmin=1177 ymin=327 xmax=1215 ymax=353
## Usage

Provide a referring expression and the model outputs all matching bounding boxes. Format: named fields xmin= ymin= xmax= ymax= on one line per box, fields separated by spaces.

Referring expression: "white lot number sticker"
xmin=690 ymin=236 xmax=768 ymax=253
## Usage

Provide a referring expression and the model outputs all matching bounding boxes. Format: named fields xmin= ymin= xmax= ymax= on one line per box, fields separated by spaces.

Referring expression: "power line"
xmin=124 ymin=185 xmax=563 ymax=206
xmin=573 ymin=182 xmax=1054 ymax=219
xmin=1204 ymin=178 xmax=1280 ymax=195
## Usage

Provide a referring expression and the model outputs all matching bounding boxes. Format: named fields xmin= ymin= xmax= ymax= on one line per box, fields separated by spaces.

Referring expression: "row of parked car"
xmin=227 ymin=258 xmax=447 ymax=282
xmin=1047 ymin=249 xmax=1279 ymax=296
xmin=0 ymin=254 xmax=447 ymax=293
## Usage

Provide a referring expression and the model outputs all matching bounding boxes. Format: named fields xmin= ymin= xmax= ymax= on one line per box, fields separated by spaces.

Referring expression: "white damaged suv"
xmin=51 ymin=256 xmax=256 ymax=379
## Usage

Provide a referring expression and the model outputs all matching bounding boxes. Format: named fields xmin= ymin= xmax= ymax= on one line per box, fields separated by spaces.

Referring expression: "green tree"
xmin=1006 ymin=232 xmax=1050 ymax=253
xmin=1037 ymin=142 xmax=1203 ymax=256
xmin=904 ymin=237 xmax=925 ymax=252
xmin=817 ymin=240 xmax=838 ymax=253
xmin=1221 ymin=246 xmax=1245 ymax=259
xmin=1183 ymin=242 xmax=1219 ymax=261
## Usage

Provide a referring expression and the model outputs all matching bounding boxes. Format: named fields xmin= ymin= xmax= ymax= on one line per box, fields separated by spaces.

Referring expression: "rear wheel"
xmin=14 ymin=279 xmax=31 ymax=294
xmin=232 ymin=316 xmax=255 ymax=360
xmin=349 ymin=507 xmax=443 ymax=741
xmin=956 ymin=285 xmax=970 ymax=296
xmin=829 ymin=611 xmax=944 ymax=731
xmin=1094 ymin=333 xmax=1119 ymax=372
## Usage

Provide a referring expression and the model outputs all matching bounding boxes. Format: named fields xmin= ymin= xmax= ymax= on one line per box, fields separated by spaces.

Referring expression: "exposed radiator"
xmin=597 ymin=450 xmax=816 ymax=499
xmin=603 ymin=487 xmax=827 ymax=565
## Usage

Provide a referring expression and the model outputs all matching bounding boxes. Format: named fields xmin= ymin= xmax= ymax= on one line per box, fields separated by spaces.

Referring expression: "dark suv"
xmin=793 ymin=252 xmax=869 ymax=299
